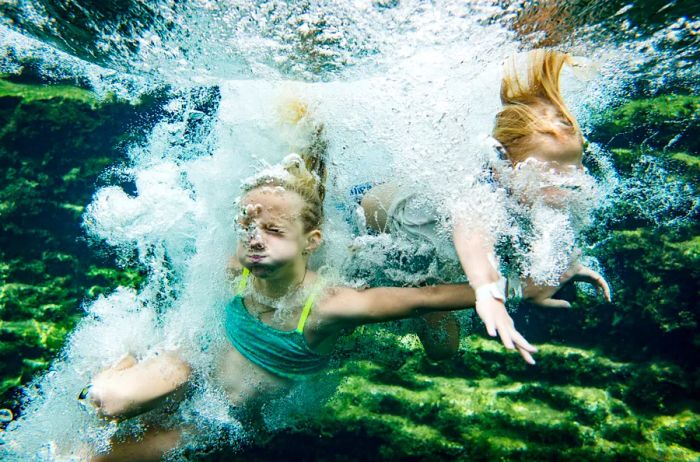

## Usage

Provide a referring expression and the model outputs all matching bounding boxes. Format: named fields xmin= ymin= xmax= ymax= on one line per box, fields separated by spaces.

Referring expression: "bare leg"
xmin=90 ymin=426 xmax=183 ymax=462
xmin=88 ymin=351 xmax=192 ymax=420
xmin=360 ymin=183 xmax=399 ymax=233
xmin=416 ymin=311 xmax=460 ymax=360
xmin=361 ymin=186 xmax=461 ymax=359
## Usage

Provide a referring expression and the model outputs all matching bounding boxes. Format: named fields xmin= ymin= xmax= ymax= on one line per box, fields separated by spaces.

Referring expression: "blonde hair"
xmin=493 ymin=49 xmax=582 ymax=163
xmin=243 ymin=100 xmax=327 ymax=233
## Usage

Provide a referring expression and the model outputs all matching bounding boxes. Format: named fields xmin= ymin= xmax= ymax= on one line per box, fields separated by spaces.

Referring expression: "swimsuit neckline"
xmin=232 ymin=295 xmax=329 ymax=357
xmin=238 ymin=296 xmax=303 ymax=335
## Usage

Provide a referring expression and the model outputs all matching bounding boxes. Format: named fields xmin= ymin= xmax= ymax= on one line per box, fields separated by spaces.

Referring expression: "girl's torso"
xmin=214 ymin=270 xmax=344 ymax=405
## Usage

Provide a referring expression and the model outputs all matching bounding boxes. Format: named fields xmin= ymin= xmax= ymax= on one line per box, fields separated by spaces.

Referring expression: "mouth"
xmin=247 ymin=254 xmax=266 ymax=263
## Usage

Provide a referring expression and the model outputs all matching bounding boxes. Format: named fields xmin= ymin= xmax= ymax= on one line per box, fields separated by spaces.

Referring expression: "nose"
xmin=248 ymin=226 xmax=264 ymax=249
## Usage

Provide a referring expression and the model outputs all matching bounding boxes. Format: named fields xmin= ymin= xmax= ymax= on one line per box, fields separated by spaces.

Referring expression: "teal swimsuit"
xmin=224 ymin=268 xmax=330 ymax=380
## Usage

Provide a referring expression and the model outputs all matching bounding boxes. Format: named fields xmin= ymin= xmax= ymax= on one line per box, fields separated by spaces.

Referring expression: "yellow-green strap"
xmin=296 ymin=287 xmax=319 ymax=334
xmin=237 ymin=268 xmax=250 ymax=295
xmin=239 ymin=267 xmax=317 ymax=333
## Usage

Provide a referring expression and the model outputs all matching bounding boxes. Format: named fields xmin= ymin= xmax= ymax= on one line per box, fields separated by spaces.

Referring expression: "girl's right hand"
xmin=475 ymin=296 xmax=537 ymax=365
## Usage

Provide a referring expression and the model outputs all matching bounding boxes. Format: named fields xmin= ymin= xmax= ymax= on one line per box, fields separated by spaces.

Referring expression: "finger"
xmin=537 ymin=298 xmax=572 ymax=309
xmin=476 ymin=301 xmax=498 ymax=337
xmin=516 ymin=344 xmax=536 ymax=365
xmin=598 ymin=275 xmax=612 ymax=302
xmin=497 ymin=323 xmax=515 ymax=349
xmin=574 ymin=268 xmax=612 ymax=302
xmin=484 ymin=318 xmax=497 ymax=337
xmin=570 ymin=269 xmax=595 ymax=284
xmin=511 ymin=329 xmax=537 ymax=353
xmin=579 ymin=268 xmax=612 ymax=302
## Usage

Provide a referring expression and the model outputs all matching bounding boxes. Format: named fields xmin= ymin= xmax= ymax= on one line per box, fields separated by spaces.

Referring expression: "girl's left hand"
xmin=523 ymin=263 xmax=612 ymax=308
xmin=475 ymin=296 xmax=537 ymax=364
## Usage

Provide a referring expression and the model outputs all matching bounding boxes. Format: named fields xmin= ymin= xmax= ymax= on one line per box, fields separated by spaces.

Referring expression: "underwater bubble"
xmin=0 ymin=409 xmax=13 ymax=424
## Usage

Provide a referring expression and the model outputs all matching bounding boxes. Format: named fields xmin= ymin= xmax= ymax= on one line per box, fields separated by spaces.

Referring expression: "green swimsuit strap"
xmin=295 ymin=284 xmax=321 ymax=334
xmin=237 ymin=267 xmax=320 ymax=334
xmin=237 ymin=267 xmax=251 ymax=295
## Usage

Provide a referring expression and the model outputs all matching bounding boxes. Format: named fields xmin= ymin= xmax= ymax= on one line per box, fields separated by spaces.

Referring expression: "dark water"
xmin=0 ymin=1 xmax=698 ymax=460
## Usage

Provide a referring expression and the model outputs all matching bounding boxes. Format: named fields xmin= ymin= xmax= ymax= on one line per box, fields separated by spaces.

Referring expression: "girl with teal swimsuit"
xmin=82 ymin=147 xmax=479 ymax=459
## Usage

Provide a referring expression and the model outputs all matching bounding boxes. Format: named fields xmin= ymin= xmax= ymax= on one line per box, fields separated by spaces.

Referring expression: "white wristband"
xmin=475 ymin=279 xmax=506 ymax=302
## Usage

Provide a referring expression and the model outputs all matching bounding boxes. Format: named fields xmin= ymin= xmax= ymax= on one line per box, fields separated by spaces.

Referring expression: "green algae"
xmin=299 ymin=302 xmax=700 ymax=459
xmin=0 ymin=78 xmax=99 ymax=106
xmin=601 ymin=95 xmax=699 ymax=130
xmin=591 ymin=94 xmax=700 ymax=155
xmin=0 ymin=77 xmax=160 ymax=410
xmin=236 ymin=331 xmax=696 ymax=461
xmin=304 ymin=333 xmax=700 ymax=461
xmin=669 ymin=236 xmax=700 ymax=258
xmin=561 ymin=95 xmax=700 ymax=383
xmin=671 ymin=152 xmax=700 ymax=170
xmin=595 ymin=228 xmax=699 ymax=337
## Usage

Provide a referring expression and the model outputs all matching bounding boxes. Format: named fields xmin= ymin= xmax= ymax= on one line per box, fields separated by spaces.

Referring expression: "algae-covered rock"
xmin=513 ymin=226 xmax=699 ymax=374
xmin=1 ymin=1 xmax=164 ymax=73
xmin=211 ymin=332 xmax=699 ymax=461
xmin=591 ymin=94 xmax=700 ymax=154
xmin=0 ymin=77 xmax=160 ymax=410
xmin=565 ymin=94 xmax=700 ymax=369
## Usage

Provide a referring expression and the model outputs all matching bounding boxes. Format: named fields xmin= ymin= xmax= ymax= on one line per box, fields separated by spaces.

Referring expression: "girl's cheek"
xmin=268 ymin=238 xmax=302 ymax=260
xmin=235 ymin=245 xmax=247 ymax=262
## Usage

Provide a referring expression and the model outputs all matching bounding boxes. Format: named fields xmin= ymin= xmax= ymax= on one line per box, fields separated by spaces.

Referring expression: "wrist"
xmin=462 ymin=253 xmax=501 ymax=289
xmin=475 ymin=279 xmax=506 ymax=302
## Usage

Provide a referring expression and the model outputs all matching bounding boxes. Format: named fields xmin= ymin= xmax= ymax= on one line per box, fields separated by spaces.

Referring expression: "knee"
xmin=85 ymin=380 xmax=128 ymax=420
xmin=87 ymin=353 xmax=192 ymax=420
xmin=158 ymin=352 xmax=193 ymax=383
xmin=417 ymin=312 xmax=461 ymax=361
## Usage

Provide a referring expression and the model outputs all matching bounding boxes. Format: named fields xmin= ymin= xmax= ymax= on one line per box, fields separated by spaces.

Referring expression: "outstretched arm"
xmin=322 ymin=282 xmax=535 ymax=364
xmin=323 ymin=284 xmax=475 ymax=328
xmin=452 ymin=219 xmax=538 ymax=364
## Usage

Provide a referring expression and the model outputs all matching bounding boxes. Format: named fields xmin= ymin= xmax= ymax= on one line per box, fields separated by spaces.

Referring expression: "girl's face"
xmin=512 ymin=101 xmax=587 ymax=208
xmin=235 ymin=187 xmax=316 ymax=278
xmin=524 ymin=101 xmax=583 ymax=168
xmin=510 ymin=158 xmax=595 ymax=210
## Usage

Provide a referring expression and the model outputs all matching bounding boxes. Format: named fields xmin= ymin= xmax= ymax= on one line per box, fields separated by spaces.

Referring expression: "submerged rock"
xmin=592 ymin=94 xmax=700 ymax=154
xmin=201 ymin=332 xmax=699 ymax=461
